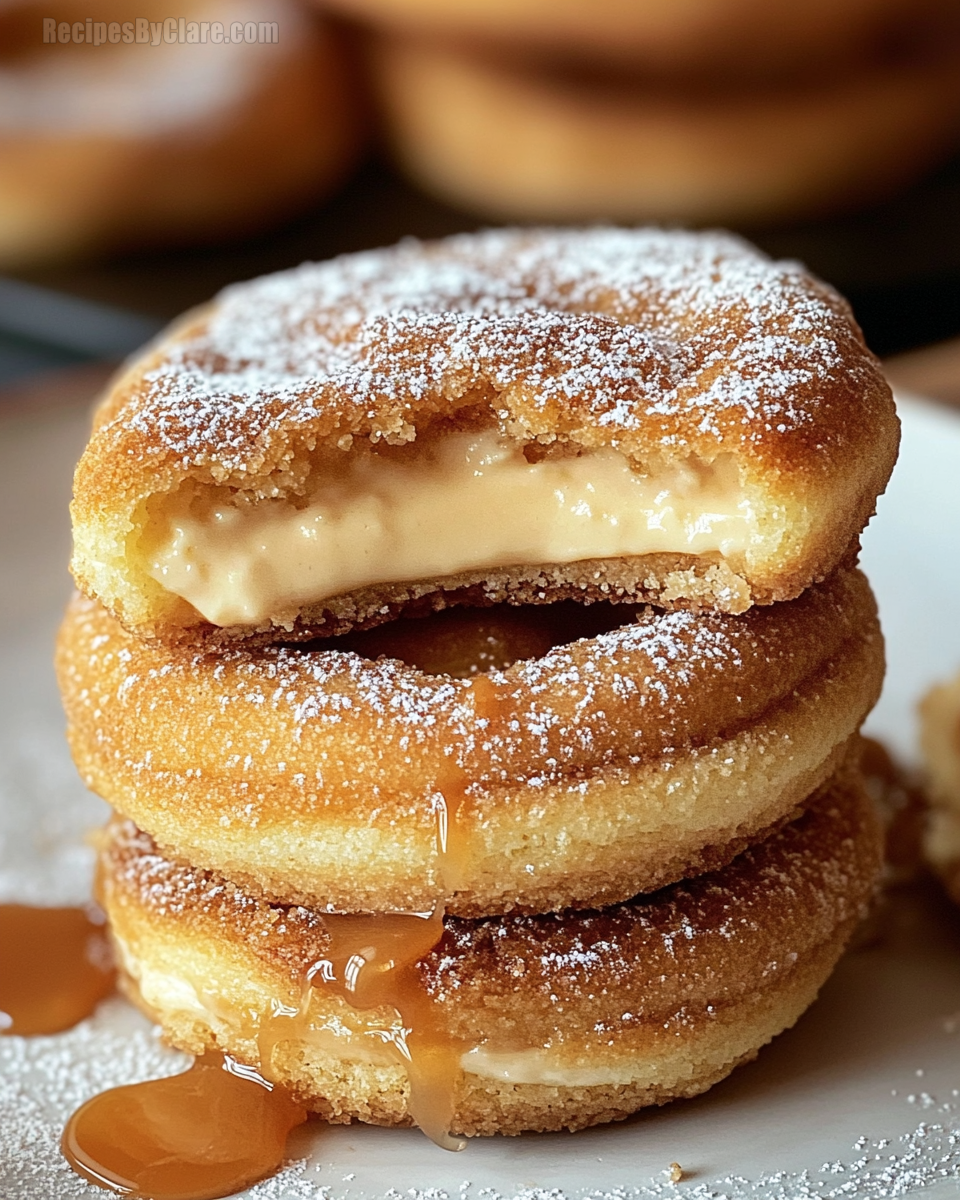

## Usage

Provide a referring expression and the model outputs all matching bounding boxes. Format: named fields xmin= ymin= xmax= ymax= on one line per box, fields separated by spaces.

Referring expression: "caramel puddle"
xmin=62 ymin=1052 xmax=307 ymax=1200
xmin=0 ymin=904 xmax=115 ymax=1035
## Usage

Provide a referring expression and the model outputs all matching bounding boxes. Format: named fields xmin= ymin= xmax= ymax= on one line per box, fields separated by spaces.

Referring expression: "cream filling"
xmin=132 ymin=960 xmax=658 ymax=1089
xmin=147 ymin=430 xmax=755 ymax=627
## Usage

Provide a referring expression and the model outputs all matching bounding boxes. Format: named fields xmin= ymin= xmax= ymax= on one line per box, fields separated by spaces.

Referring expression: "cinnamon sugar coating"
xmin=58 ymin=568 xmax=883 ymax=915
xmin=69 ymin=227 xmax=898 ymax=641
xmin=100 ymin=764 xmax=882 ymax=1135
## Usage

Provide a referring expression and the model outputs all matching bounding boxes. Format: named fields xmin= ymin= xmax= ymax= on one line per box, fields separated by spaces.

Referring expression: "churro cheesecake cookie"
xmin=322 ymin=0 xmax=958 ymax=77
xmin=370 ymin=35 xmax=960 ymax=226
xmin=58 ymin=567 xmax=883 ymax=916
xmin=69 ymin=228 xmax=898 ymax=644
xmin=98 ymin=763 xmax=882 ymax=1141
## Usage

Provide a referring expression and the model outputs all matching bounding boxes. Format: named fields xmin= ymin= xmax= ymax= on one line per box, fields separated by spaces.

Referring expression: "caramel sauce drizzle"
xmin=432 ymin=761 xmax=471 ymax=895
xmin=262 ymin=663 xmax=502 ymax=1151
xmin=0 ymin=904 xmax=115 ymax=1036
xmin=62 ymin=1052 xmax=306 ymax=1200
xmin=316 ymin=628 xmax=505 ymax=1149
xmin=311 ymin=909 xmax=463 ymax=1150
xmin=434 ymin=672 xmax=501 ymax=893
xmin=266 ymin=607 xmax=578 ymax=1149
xmin=259 ymin=909 xmax=464 ymax=1150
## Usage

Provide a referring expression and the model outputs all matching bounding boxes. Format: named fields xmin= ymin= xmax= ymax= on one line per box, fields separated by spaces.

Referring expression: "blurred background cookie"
xmin=365 ymin=34 xmax=960 ymax=224
xmin=320 ymin=0 xmax=959 ymax=77
xmin=920 ymin=669 xmax=960 ymax=900
xmin=0 ymin=0 xmax=362 ymax=266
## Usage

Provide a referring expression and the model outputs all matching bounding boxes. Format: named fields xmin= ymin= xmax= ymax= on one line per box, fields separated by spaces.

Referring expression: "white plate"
xmin=2 ymin=392 xmax=960 ymax=1200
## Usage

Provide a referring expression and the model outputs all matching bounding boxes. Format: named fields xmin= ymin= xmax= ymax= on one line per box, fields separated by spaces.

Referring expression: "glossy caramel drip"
xmin=62 ymin=1052 xmax=307 ymax=1200
xmin=261 ymin=910 xmax=464 ymax=1150
xmin=0 ymin=904 xmax=115 ymax=1035
xmin=314 ymin=910 xmax=463 ymax=1148
xmin=433 ymin=758 xmax=472 ymax=894
xmin=433 ymin=673 xmax=502 ymax=892
xmin=257 ymin=605 xmax=638 ymax=1150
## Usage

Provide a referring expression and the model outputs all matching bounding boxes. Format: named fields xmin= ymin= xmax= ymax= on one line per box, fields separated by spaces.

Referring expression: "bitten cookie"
xmin=70 ymin=228 xmax=897 ymax=642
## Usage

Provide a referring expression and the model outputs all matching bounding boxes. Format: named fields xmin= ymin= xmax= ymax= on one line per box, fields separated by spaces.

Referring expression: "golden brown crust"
xmin=371 ymin=34 xmax=960 ymax=226
xmin=100 ymin=766 xmax=883 ymax=1135
xmin=0 ymin=1 xmax=360 ymax=267
xmin=69 ymin=227 xmax=897 ymax=640
xmin=58 ymin=568 xmax=884 ymax=914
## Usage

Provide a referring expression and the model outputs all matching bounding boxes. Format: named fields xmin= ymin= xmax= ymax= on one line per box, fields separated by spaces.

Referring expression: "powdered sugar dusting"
xmin=484 ymin=609 xmax=745 ymax=769
xmin=63 ymin=576 xmax=856 ymax=811
xmin=102 ymin=228 xmax=881 ymax=479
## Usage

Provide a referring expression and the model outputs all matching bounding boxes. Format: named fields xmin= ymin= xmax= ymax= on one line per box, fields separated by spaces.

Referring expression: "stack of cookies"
xmin=58 ymin=228 xmax=897 ymax=1145
xmin=320 ymin=0 xmax=960 ymax=224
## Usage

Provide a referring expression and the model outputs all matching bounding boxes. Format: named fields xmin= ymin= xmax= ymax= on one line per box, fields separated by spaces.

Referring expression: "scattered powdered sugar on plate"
xmin=238 ymin=1112 xmax=960 ymax=1200
xmin=6 ymin=1046 xmax=960 ymax=1200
